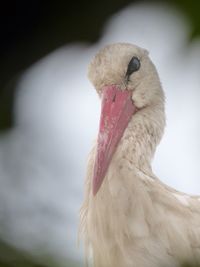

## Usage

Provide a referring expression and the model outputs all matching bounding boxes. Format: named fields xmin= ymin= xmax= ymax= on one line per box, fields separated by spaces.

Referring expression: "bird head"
xmin=88 ymin=43 xmax=165 ymax=195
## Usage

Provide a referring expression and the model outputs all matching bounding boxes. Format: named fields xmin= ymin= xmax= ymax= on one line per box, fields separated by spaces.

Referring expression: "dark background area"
xmin=0 ymin=0 xmax=200 ymax=131
xmin=0 ymin=0 xmax=200 ymax=266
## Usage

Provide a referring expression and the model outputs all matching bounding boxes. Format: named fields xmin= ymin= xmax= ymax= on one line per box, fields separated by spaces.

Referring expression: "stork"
xmin=80 ymin=43 xmax=200 ymax=267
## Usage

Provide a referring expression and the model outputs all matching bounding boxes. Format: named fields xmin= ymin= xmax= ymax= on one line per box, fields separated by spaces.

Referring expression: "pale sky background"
xmin=0 ymin=2 xmax=199 ymax=266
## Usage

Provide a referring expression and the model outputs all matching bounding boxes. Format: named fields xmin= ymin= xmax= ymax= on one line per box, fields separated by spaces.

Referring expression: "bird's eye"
xmin=126 ymin=57 xmax=140 ymax=78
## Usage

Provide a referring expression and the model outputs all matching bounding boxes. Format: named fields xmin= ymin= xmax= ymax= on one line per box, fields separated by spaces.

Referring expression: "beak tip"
xmin=92 ymin=189 xmax=97 ymax=197
xmin=92 ymin=173 xmax=101 ymax=196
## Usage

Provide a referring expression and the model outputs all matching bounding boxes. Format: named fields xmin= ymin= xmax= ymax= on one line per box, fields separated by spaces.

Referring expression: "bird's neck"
xmin=80 ymin=102 xmax=165 ymax=266
xmin=90 ymin=101 xmax=166 ymax=200
xmin=113 ymin=102 xmax=165 ymax=175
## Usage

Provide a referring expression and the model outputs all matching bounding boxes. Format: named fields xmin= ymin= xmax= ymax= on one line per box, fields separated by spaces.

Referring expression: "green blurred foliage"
xmin=0 ymin=239 xmax=80 ymax=267
xmin=182 ymin=263 xmax=200 ymax=267
xmin=169 ymin=0 xmax=200 ymax=39
xmin=0 ymin=240 xmax=47 ymax=267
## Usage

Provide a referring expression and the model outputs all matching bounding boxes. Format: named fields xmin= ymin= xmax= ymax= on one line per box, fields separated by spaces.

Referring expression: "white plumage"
xmin=80 ymin=43 xmax=200 ymax=267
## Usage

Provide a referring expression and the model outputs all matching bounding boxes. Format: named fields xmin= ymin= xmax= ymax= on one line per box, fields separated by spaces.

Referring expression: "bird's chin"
xmin=92 ymin=85 xmax=138 ymax=195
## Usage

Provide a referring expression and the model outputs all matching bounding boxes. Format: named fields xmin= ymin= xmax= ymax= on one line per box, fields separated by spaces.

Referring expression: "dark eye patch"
xmin=126 ymin=57 xmax=140 ymax=78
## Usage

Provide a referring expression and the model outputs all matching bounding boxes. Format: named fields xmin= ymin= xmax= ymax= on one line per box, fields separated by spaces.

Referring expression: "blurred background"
xmin=0 ymin=0 xmax=200 ymax=266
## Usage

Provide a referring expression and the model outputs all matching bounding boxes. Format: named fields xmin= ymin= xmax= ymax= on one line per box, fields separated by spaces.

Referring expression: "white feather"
xmin=80 ymin=43 xmax=200 ymax=267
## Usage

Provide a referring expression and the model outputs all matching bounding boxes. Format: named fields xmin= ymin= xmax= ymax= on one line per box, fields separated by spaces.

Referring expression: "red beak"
xmin=93 ymin=85 xmax=137 ymax=195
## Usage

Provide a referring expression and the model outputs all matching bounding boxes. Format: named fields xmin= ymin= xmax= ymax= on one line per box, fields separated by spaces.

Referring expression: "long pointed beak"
xmin=93 ymin=85 xmax=137 ymax=195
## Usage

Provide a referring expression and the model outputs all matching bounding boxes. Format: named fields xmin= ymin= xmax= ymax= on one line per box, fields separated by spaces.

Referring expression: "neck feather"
xmin=114 ymin=102 xmax=165 ymax=173
xmin=80 ymin=98 xmax=165 ymax=267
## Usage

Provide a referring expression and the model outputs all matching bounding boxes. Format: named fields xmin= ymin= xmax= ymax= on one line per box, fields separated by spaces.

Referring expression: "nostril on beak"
xmin=112 ymin=93 xmax=116 ymax=102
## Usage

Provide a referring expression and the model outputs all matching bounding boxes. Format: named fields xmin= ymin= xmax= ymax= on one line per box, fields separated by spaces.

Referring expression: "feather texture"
xmin=79 ymin=43 xmax=200 ymax=267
